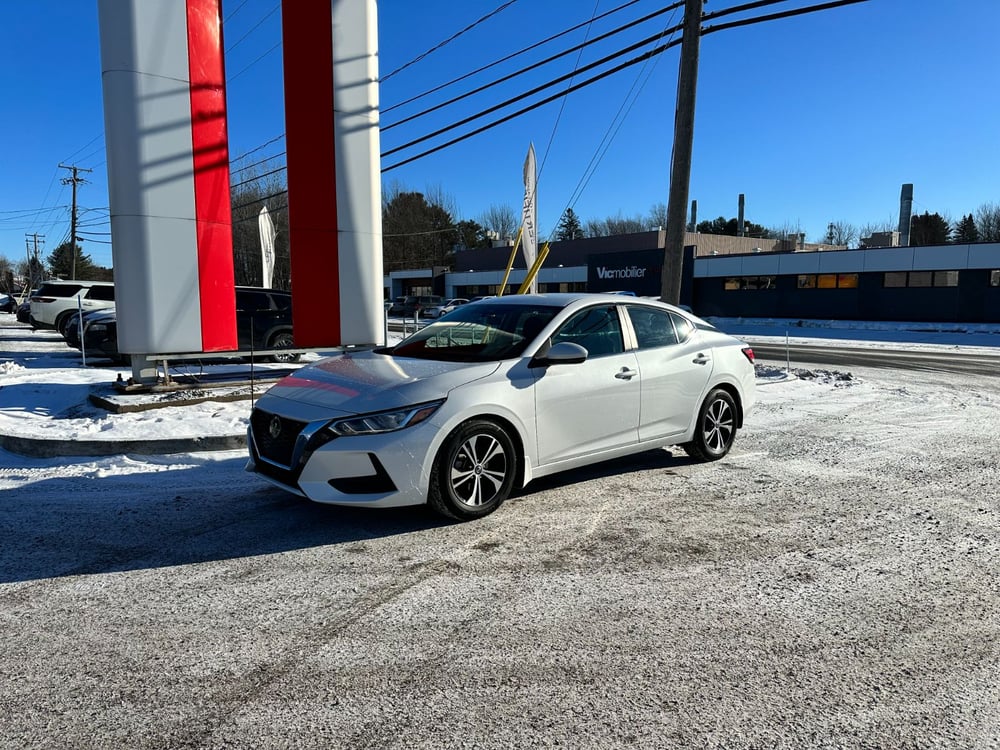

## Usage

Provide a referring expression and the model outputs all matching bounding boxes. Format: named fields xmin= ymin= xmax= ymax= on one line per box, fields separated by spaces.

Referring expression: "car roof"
xmin=38 ymin=279 xmax=114 ymax=287
xmin=474 ymin=292 xmax=679 ymax=309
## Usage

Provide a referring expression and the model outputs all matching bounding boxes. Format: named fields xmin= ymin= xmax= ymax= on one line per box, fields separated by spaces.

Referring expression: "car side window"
xmin=85 ymin=285 xmax=115 ymax=301
xmin=670 ymin=313 xmax=695 ymax=343
xmin=625 ymin=306 xmax=679 ymax=350
xmin=236 ymin=291 xmax=270 ymax=311
xmin=552 ymin=305 xmax=624 ymax=357
xmin=269 ymin=293 xmax=292 ymax=310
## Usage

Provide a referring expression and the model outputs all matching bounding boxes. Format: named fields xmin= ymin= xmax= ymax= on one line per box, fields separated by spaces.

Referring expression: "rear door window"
xmin=36 ymin=283 xmax=82 ymax=298
xmin=237 ymin=291 xmax=271 ymax=311
xmin=625 ymin=306 xmax=678 ymax=349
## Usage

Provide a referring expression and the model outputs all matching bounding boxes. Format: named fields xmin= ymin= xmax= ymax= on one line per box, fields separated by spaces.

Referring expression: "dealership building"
xmin=386 ymin=230 xmax=1000 ymax=323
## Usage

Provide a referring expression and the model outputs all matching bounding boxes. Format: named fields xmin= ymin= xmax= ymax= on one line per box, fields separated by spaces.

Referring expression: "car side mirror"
xmin=530 ymin=341 xmax=588 ymax=367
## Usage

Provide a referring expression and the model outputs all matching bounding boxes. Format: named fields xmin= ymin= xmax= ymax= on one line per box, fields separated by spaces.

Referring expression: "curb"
xmin=0 ymin=432 xmax=246 ymax=459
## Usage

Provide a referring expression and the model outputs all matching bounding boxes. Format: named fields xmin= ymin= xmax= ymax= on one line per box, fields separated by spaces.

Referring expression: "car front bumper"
xmin=247 ymin=414 xmax=440 ymax=509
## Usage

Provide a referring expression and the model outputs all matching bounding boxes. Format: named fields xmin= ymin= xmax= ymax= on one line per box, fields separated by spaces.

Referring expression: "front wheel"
xmin=428 ymin=419 xmax=517 ymax=521
xmin=682 ymin=388 xmax=738 ymax=462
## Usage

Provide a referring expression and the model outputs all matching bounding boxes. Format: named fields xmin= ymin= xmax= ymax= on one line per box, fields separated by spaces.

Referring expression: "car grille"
xmin=250 ymin=408 xmax=309 ymax=467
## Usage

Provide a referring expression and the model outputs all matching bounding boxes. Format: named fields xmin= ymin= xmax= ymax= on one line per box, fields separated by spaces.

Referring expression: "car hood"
xmin=260 ymin=349 xmax=502 ymax=416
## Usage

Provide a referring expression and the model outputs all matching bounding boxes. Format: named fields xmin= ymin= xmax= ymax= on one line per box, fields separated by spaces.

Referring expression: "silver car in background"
xmin=247 ymin=294 xmax=756 ymax=520
xmin=422 ymin=297 xmax=468 ymax=319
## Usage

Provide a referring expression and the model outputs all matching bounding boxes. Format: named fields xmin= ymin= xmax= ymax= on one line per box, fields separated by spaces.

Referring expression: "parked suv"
xmin=29 ymin=280 xmax=115 ymax=331
xmin=387 ymin=294 xmax=443 ymax=317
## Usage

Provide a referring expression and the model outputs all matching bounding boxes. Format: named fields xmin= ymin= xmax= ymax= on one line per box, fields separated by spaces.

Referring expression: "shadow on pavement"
xmin=0 ymin=457 xmax=449 ymax=584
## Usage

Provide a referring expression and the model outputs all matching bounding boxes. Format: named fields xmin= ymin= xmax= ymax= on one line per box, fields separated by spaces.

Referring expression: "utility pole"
xmin=59 ymin=164 xmax=92 ymax=280
xmin=660 ymin=0 xmax=703 ymax=305
xmin=24 ymin=233 xmax=44 ymax=289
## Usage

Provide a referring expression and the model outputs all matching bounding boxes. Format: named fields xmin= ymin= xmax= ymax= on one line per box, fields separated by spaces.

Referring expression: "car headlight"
xmin=88 ymin=323 xmax=108 ymax=333
xmin=326 ymin=400 xmax=444 ymax=436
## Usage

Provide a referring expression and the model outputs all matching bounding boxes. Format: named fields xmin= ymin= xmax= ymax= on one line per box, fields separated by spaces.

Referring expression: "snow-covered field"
xmin=1 ymin=315 xmax=998 ymax=748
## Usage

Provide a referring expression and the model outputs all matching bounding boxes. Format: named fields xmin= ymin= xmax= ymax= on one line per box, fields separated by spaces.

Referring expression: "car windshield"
xmin=391 ymin=302 xmax=559 ymax=362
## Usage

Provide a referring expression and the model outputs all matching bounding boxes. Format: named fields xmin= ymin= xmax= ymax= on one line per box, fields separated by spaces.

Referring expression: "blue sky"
xmin=2 ymin=0 xmax=998 ymax=270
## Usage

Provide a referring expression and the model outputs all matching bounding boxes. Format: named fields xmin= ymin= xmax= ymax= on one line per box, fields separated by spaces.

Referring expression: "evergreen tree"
xmin=908 ymin=211 xmax=950 ymax=246
xmin=382 ymin=190 xmax=457 ymax=271
xmin=555 ymin=208 xmax=584 ymax=241
xmin=696 ymin=216 xmax=769 ymax=237
xmin=46 ymin=241 xmax=101 ymax=280
xmin=454 ymin=219 xmax=490 ymax=250
xmin=952 ymin=213 xmax=979 ymax=243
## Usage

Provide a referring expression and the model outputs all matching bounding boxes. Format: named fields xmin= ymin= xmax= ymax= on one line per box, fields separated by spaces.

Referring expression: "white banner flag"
xmin=258 ymin=206 xmax=276 ymax=289
xmin=521 ymin=143 xmax=538 ymax=294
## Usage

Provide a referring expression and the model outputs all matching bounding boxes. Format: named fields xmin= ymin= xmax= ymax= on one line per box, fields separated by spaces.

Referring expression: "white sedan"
xmin=422 ymin=297 xmax=468 ymax=318
xmin=247 ymin=294 xmax=756 ymax=520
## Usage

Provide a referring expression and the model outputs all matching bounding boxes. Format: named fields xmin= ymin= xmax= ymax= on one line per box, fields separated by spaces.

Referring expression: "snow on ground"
xmin=2 ymin=313 xmax=999 ymax=747
xmin=712 ymin=315 xmax=1000 ymax=351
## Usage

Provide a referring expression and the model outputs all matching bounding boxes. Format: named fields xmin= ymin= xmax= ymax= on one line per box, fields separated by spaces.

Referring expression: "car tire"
xmin=428 ymin=419 xmax=517 ymax=521
xmin=681 ymin=388 xmax=738 ymax=462
xmin=267 ymin=332 xmax=300 ymax=363
xmin=55 ymin=311 xmax=76 ymax=337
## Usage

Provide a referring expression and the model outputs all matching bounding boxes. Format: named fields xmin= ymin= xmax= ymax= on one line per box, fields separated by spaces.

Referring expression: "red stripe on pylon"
xmin=281 ymin=0 xmax=341 ymax=347
xmin=187 ymin=0 xmax=237 ymax=351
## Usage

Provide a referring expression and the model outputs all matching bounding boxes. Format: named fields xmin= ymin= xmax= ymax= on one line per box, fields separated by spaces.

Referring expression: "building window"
xmin=797 ymin=275 xmax=817 ymax=289
xmin=817 ymin=274 xmax=838 ymax=289
xmin=884 ymin=272 xmax=907 ymax=288
xmin=933 ymin=271 xmax=959 ymax=287
xmin=908 ymin=271 xmax=932 ymax=287
xmin=837 ymin=274 xmax=859 ymax=289
xmin=991 ymin=270 xmax=1000 ymax=287
xmin=724 ymin=276 xmax=777 ymax=290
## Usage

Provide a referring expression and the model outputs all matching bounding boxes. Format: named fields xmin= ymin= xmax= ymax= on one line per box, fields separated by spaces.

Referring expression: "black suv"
xmin=79 ymin=288 xmax=300 ymax=363
xmin=387 ymin=294 xmax=443 ymax=317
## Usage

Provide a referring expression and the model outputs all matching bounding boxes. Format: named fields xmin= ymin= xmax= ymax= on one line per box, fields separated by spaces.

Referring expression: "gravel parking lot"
xmin=1 ymin=365 xmax=998 ymax=748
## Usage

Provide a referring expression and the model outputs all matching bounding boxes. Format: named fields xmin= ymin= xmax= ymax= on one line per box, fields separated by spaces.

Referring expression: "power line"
xmin=225 ymin=2 xmax=280 ymax=53
xmin=224 ymin=0 xmax=253 ymax=24
xmin=382 ymin=0 xmax=644 ymax=116
xmin=561 ymin=11 xmax=681 ymax=225
xmin=381 ymin=1 xmax=684 ymax=133
xmin=702 ymin=0 xmax=869 ymax=34
xmin=381 ymin=0 xmax=521 ymax=83
xmin=228 ymin=41 xmax=281 ymax=81
xmin=382 ymin=0 xmax=870 ymax=172
xmin=383 ymin=22 xmax=685 ymax=161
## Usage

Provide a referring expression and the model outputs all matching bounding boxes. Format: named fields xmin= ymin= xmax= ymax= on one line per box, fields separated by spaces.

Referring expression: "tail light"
xmin=741 ymin=346 xmax=755 ymax=364
xmin=34 ymin=297 xmax=56 ymax=303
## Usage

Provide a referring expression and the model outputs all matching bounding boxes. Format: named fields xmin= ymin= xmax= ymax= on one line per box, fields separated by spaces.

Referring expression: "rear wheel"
xmin=682 ymin=388 xmax=738 ymax=462
xmin=268 ymin=332 xmax=300 ymax=363
xmin=428 ymin=419 xmax=517 ymax=521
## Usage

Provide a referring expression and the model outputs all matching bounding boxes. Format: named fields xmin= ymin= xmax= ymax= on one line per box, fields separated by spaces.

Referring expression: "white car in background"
xmin=247 ymin=294 xmax=756 ymax=521
xmin=422 ymin=297 xmax=468 ymax=319
xmin=29 ymin=280 xmax=115 ymax=331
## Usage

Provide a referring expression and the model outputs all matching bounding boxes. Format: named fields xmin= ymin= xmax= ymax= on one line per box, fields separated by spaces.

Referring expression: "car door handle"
xmin=692 ymin=353 xmax=710 ymax=365
xmin=615 ymin=367 xmax=638 ymax=380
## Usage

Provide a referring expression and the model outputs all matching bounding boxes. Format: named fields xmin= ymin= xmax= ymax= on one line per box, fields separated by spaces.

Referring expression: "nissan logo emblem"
xmin=268 ymin=416 xmax=282 ymax=439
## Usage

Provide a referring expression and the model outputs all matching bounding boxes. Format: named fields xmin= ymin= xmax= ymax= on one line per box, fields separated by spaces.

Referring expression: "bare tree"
xmin=230 ymin=157 xmax=289 ymax=289
xmin=423 ymin=183 xmax=459 ymax=220
xmin=824 ymin=220 xmax=859 ymax=248
xmin=647 ymin=202 xmax=668 ymax=229
xmin=479 ymin=203 xmax=519 ymax=241
xmin=974 ymin=201 xmax=1000 ymax=242
xmin=859 ymin=215 xmax=898 ymax=242
xmin=584 ymin=213 xmax=646 ymax=237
